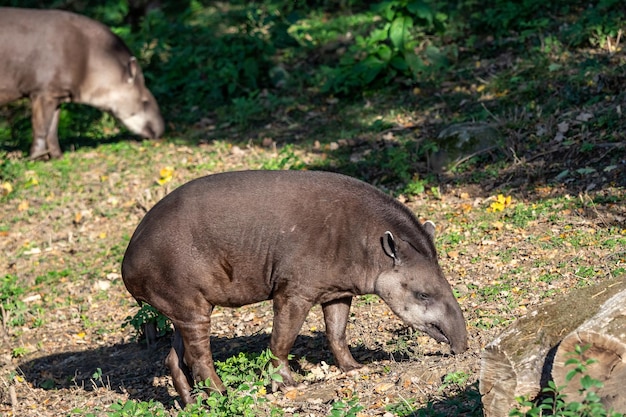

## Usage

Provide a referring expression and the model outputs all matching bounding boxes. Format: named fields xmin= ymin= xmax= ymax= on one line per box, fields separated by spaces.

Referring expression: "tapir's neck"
xmin=354 ymin=248 xmax=393 ymax=296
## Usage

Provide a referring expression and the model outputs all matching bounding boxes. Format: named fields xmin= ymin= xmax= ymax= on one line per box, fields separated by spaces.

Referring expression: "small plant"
xmin=510 ymin=344 xmax=622 ymax=417
xmin=122 ymin=304 xmax=171 ymax=341
xmin=329 ymin=397 xmax=364 ymax=417
xmin=386 ymin=396 xmax=418 ymax=416
xmin=11 ymin=346 xmax=28 ymax=358
xmin=107 ymin=399 xmax=168 ymax=417
xmin=440 ymin=370 xmax=470 ymax=391
xmin=404 ymin=175 xmax=426 ymax=196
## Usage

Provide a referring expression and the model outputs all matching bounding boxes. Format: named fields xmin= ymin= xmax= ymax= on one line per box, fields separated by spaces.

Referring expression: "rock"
xmin=430 ymin=123 xmax=502 ymax=173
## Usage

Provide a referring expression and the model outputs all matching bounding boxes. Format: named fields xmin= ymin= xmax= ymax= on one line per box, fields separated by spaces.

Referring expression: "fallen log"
xmin=552 ymin=287 xmax=626 ymax=412
xmin=479 ymin=277 xmax=626 ymax=417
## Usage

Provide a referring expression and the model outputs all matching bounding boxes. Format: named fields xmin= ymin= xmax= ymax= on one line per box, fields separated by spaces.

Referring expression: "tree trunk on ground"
xmin=552 ymin=287 xmax=626 ymax=412
xmin=479 ymin=277 xmax=626 ymax=417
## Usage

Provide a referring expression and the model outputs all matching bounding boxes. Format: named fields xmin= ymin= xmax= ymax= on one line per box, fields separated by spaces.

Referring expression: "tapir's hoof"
xmin=346 ymin=365 xmax=370 ymax=377
xmin=28 ymin=149 xmax=50 ymax=161
xmin=272 ymin=378 xmax=306 ymax=393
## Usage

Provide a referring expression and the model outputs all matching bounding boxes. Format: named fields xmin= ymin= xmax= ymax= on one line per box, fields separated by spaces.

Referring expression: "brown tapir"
xmin=0 ymin=7 xmax=164 ymax=159
xmin=122 ymin=170 xmax=468 ymax=406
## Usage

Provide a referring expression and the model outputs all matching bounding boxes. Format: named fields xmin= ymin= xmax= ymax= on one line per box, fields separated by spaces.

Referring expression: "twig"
xmin=449 ymin=146 xmax=498 ymax=171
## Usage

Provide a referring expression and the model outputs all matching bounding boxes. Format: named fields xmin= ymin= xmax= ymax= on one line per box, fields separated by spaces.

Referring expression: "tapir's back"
xmin=129 ymin=170 xmax=397 ymax=243
xmin=0 ymin=8 xmax=127 ymax=101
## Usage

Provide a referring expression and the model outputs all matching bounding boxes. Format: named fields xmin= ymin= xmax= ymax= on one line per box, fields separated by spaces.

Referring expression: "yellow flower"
xmin=1 ymin=182 xmax=12 ymax=196
xmin=487 ymin=194 xmax=513 ymax=212
xmin=157 ymin=166 xmax=174 ymax=185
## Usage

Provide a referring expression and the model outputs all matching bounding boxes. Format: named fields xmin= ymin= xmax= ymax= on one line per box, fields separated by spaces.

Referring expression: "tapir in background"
xmin=0 ymin=7 xmax=164 ymax=159
xmin=122 ymin=170 xmax=468 ymax=406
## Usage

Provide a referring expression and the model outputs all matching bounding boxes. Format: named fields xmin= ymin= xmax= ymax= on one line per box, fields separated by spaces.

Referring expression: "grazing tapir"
xmin=122 ymin=170 xmax=468 ymax=406
xmin=0 ymin=7 xmax=164 ymax=159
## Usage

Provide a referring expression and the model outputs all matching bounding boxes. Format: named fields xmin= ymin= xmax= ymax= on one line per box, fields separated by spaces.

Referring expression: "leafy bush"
xmin=318 ymin=0 xmax=450 ymax=94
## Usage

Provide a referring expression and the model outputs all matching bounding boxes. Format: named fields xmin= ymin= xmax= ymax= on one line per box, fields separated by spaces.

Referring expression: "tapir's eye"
xmin=414 ymin=292 xmax=430 ymax=301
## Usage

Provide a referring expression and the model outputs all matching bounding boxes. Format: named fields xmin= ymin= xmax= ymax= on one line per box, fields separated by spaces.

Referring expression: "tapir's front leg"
xmin=322 ymin=297 xmax=362 ymax=371
xmin=269 ymin=294 xmax=313 ymax=389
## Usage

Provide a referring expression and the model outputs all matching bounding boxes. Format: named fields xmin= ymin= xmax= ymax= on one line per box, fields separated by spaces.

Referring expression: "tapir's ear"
xmin=127 ymin=57 xmax=138 ymax=83
xmin=422 ymin=220 xmax=436 ymax=241
xmin=382 ymin=231 xmax=402 ymax=265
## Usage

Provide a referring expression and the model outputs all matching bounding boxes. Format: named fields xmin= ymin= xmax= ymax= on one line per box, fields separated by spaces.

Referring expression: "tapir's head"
xmin=88 ymin=57 xmax=165 ymax=140
xmin=374 ymin=222 xmax=468 ymax=354
xmin=113 ymin=58 xmax=164 ymax=139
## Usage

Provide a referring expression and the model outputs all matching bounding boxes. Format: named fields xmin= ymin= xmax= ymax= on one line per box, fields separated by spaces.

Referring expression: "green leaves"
xmin=389 ymin=15 xmax=413 ymax=50
xmin=320 ymin=0 xmax=450 ymax=94
xmin=510 ymin=345 xmax=619 ymax=417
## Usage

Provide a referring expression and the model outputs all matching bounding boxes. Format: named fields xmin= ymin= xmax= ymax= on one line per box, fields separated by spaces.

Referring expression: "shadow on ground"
xmin=16 ymin=330 xmax=412 ymax=405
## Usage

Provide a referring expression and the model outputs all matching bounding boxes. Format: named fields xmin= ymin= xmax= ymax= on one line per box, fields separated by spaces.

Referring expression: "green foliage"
xmin=510 ymin=344 xmax=623 ymax=417
xmin=329 ymin=397 xmax=364 ymax=417
xmin=458 ymin=0 xmax=625 ymax=48
xmin=125 ymin=4 xmax=281 ymax=125
xmin=404 ymin=175 xmax=427 ymax=196
xmin=180 ymin=350 xmax=283 ymax=417
xmin=107 ymin=399 xmax=169 ymax=417
xmin=122 ymin=304 xmax=171 ymax=340
xmin=386 ymin=397 xmax=419 ymax=416
xmin=0 ymin=152 xmax=25 ymax=186
xmin=440 ymin=370 xmax=471 ymax=391
xmin=320 ymin=0 xmax=450 ymax=94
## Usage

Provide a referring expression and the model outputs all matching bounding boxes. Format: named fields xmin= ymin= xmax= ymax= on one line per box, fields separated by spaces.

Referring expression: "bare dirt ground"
xmin=1 ymin=125 xmax=625 ymax=416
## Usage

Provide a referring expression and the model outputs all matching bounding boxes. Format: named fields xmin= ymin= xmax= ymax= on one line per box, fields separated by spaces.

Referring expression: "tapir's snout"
xmin=143 ymin=118 xmax=164 ymax=139
xmin=420 ymin=315 xmax=468 ymax=354
xmin=437 ymin=301 xmax=469 ymax=354
xmin=450 ymin=330 xmax=469 ymax=354
xmin=119 ymin=104 xmax=164 ymax=140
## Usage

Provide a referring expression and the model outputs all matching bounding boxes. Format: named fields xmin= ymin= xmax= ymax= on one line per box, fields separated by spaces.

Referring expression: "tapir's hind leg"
xmin=45 ymin=107 xmax=62 ymax=158
xmin=30 ymin=94 xmax=61 ymax=159
xmin=168 ymin=308 xmax=226 ymax=406
xmin=322 ymin=297 xmax=362 ymax=372
xmin=164 ymin=328 xmax=194 ymax=406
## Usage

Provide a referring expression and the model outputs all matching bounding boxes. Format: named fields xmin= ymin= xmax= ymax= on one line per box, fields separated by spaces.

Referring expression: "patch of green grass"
xmin=259 ymin=144 xmax=306 ymax=170
xmin=35 ymin=269 xmax=71 ymax=286
xmin=1 ymin=275 xmax=28 ymax=328
xmin=356 ymin=294 xmax=380 ymax=306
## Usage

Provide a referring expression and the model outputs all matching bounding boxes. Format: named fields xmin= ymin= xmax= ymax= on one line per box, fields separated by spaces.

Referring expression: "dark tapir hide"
xmin=122 ymin=170 xmax=468 ymax=406
xmin=0 ymin=7 xmax=164 ymax=159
